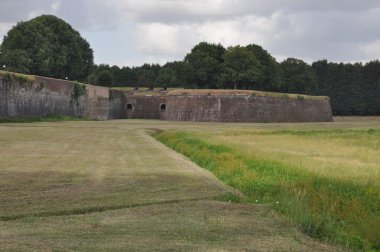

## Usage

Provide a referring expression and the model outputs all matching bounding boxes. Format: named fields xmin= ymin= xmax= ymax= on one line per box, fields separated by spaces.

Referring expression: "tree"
xmin=219 ymin=46 xmax=262 ymax=90
xmin=134 ymin=64 xmax=160 ymax=90
xmin=245 ymin=44 xmax=283 ymax=91
xmin=114 ymin=66 xmax=137 ymax=87
xmin=0 ymin=49 xmax=31 ymax=73
xmin=0 ymin=15 xmax=93 ymax=81
xmin=280 ymin=58 xmax=317 ymax=94
xmin=156 ymin=67 xmax=175 ymax=88
xmin=95 ymin=70 xmax=114 ymax=87
xmin=184 ymin=42 xmax=226 ymax=88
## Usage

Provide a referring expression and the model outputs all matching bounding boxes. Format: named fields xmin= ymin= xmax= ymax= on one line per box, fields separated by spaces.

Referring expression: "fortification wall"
xmin=125 ymin=95 xmax=167 ymax=120
xmin=0 ymin=73 xmax=109 ymax=120
xmin=0 ymin=76 xmax=84 ymax=118
xmin=0 ymin=72 xmax=333 ymax=123
xmin=124 ymin=94 xmax=333 ymax=122
xmin=164 ymin=95 xmax=333 ymax=122
xmin=83 ymin=85 xmax=109 ymax=120
xmin=108 ymin=89 xmax=126 ymax=119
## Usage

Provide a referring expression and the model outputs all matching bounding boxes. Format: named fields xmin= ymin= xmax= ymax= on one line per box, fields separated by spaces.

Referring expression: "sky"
xmin=0 ymin=0 xmax=379 ymax=67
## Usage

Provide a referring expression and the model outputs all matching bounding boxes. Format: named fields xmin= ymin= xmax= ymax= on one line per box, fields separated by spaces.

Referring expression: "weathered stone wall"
xmin=0 ymin=72 xmax=333 ymax=122
xmin=124 ymin=94 xmax=333 ymax=122
xmin=0 ymin=76 xmax=84 ymax=118
xmin=0 ymin=74 xmax=109 ymax=120
xmin=125 ymin=95 xmax=167 ymax=120
xmin=108 ymin=89 xmax=126 ymax=119
xmin=164 ymin=95 xmax=333 ymax=122
xmin=83 ymin=85 xmax=109 ymax=120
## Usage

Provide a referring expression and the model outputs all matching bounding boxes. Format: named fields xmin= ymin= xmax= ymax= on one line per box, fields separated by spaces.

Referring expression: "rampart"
xmin=0 ymin=71 xmax=333 ymax=122
xmin=124 ymin=90 xmax=333 ymax=122
xmin=0 ymin=72 xmax=109 ymax=120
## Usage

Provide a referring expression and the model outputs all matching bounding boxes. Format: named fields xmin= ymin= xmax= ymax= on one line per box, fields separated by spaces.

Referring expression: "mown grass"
xmin=154 ymin=129 xmax=380 ymax=251
xmin=0 ymin=115 xmax=87 ymax=123
xmin=0 ymin=121 xmax=344 ymax=251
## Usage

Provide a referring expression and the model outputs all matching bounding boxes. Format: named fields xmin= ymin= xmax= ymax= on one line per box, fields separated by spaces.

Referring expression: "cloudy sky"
xmin=0 ymin=0 xmax=379 ymax=66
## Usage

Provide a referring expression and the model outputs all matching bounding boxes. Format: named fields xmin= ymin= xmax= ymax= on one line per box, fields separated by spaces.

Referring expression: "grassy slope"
xmin=0 ymin=121 xmax=343 ymax=251
xmin=154 ymin=120 xmax=380 ymax=251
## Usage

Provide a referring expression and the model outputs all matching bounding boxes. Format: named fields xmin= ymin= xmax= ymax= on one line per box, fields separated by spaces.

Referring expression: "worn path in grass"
xmin=0 ymin=120 xmax=344 ymax=251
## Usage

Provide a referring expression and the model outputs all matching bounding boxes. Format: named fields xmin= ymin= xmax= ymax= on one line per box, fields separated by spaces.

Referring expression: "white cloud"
xmin=1 ymin=0 xmax=380 ymax=65
xmin=51 ymin=1 xmax=61 ymax=13
xmin=360 ymin=40 xmax=380 ymax=60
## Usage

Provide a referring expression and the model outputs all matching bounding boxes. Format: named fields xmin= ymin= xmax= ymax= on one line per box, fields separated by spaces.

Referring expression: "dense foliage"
xmin=90 ymin=42 xmax=379 ymax=115
xmin=0 ymin=15 xmax=93 ymax=81
xmin=1 ymin=15 xmax=379 ymax=115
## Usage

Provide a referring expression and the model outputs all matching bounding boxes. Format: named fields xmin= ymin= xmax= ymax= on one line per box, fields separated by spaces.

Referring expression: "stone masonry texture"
xmin=0 ymin=73 xmax=333 ymax=122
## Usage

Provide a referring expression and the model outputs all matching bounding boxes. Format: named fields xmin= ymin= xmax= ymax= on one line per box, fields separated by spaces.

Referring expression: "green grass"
xmin=154 ymin=128 xmax=380 ymax=251
xmin=0 ymin=70 xmax=35 ymax=83
xmin=0 ymin=120 xmax=343 ymax=251
xmin=0 ymin=115 xmax=88 ymax=123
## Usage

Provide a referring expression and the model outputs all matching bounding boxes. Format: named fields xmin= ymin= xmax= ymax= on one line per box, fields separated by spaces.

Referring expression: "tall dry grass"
xmin=154 ymin=129 xmax=380 ymax=251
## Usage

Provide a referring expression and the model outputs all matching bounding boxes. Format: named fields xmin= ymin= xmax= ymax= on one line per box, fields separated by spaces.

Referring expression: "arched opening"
xmin=160 ymin=104 xmax=166 ymax=110
xmin=127 ymin=104 xmax=133 ymax=110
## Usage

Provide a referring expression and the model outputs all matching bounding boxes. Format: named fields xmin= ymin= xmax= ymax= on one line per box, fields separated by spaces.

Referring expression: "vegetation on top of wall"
xmin=0 ymin=70 xmax=35 ymax=84
xmin=166 ymin=89 xmax=327 ymax=100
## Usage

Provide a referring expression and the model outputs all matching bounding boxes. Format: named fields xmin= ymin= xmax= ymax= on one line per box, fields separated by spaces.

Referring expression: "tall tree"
xmin=0 ymin=15 xmax=93 ymax=81
xmin=95 ymin=70 xmax=114 ymax=87
xmin=245 ymin=44 xmax=283 ymax=91
xmin=219 ymin=46 xmax=262 ymax=90
xmin=184 ymin=42 xmax=226 ymax=88
xmin=280 ymin=58 xmax=317 ymax=94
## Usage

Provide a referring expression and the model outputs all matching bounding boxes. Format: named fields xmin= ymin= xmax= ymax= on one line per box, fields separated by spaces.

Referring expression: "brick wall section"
xmin=0 ymin=75 xmax=108 ymax=120
xmin=125 ymin=94 xmax=333 ymax=122
xmin=164 ymin=95 xmax=333 ymax=122
xmin=83 ymin=85 xmax=109 ymax=120
xmin=0 ymin=76 xmax=84 ymax=118
xmin=0 ymin=72 xmax=333 ymax=122
xmin=125 ymin=95 xmax=167 ymax=119
xmin=108 ymin=89 xmax=126 ymax=119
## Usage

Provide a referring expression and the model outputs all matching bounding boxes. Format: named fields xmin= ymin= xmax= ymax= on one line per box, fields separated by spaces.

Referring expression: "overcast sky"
xmin=0 ymin=0 xmax=379 ymax=67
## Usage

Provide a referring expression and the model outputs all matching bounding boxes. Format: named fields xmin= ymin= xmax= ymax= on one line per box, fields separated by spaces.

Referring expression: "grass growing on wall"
xmin=0 ymin=70 xmax=35 ymax=84
xmin=153 ymin=129 xmax=380 ymax=251
xmin=0 ymin=115 xmax=88 ymax=123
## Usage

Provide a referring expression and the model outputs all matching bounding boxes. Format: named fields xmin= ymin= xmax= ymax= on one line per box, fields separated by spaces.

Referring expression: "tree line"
xmin=91 ymin=43 xmax=380 ymax=115
xmin=1 ymin=15 xmax=379 ymax=115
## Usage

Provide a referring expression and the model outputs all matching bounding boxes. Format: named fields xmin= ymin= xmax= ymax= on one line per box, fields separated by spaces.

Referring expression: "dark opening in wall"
xmin=127 ymin=104 xmax=133 ymax=110
xmin=160 ymin=104 xmax=166 ymax=110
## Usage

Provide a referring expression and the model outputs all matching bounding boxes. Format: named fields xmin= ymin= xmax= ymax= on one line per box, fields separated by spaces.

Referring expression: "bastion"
xmin=0 ymin=71 xmax=333 ymax=122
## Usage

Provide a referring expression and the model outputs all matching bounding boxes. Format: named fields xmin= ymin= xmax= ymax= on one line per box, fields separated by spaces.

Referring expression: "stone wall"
xmin=0 ymin=74 xmax=109 ymax=120
xmin=108 ymin=89 xmax=126 ymax=119
xmin=164 ymin=95 xmax=333 ymax=122
xmin=0 ymin=76 xmax=84 ymax=118
xmin=124 ymin=93 xmax=333 ymax=122
xmin=0 ymin=72 xmax=333 ymax=123
xmin=125 ymin=95 xmax=167 ymax=120
xmin=83 ymin=85 xmax=109 ymax=120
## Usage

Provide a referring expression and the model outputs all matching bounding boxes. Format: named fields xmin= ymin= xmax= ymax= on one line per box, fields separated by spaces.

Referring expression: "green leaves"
xmin=0 ymin=15 xmax=93 ymax=81
xmin=219 ymin=45 xmax=262 ymax=89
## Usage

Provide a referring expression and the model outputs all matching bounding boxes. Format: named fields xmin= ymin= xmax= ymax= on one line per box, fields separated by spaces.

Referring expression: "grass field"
xmin=154 ymin=117 xmax=380 ymax=251
xmin=0 ymin=117 xmax=378 ymax=251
